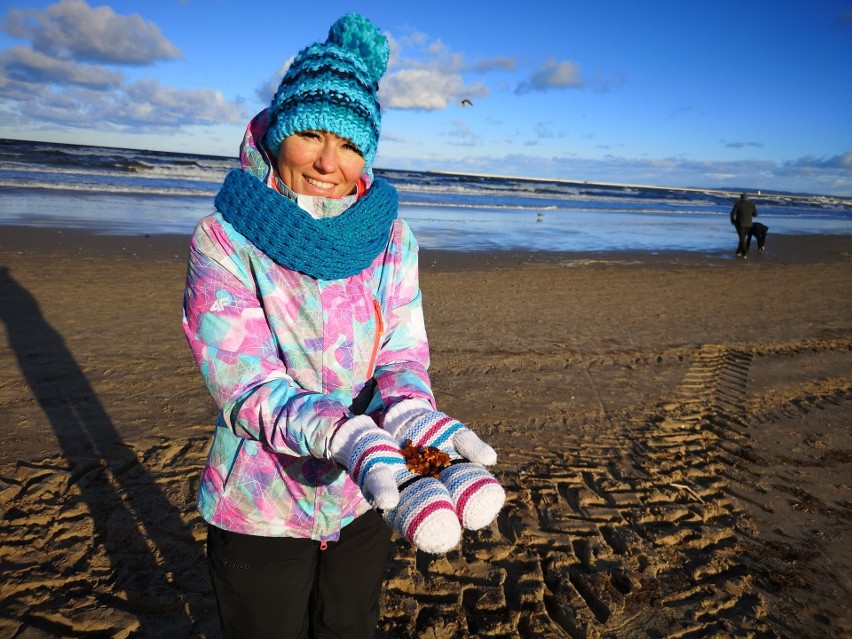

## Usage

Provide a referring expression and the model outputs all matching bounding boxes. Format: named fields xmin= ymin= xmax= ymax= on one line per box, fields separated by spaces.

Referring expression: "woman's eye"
xmin=343 ymin=143 xmax=362 ymax=156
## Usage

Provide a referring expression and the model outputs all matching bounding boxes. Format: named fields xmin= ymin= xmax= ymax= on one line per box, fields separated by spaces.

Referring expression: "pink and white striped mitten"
xmin=382 ymin=468 xmax=462 ymax=554
xmin=330 ymin=415 xmax=461 ymax=554
xmin=383 ymin=400 xmax=505 ymax=531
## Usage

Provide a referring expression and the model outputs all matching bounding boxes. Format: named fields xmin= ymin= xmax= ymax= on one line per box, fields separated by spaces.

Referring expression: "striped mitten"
xmin=329 ymin=415 xmax=405 ymax=510
xmin=383 ymin=470 xmax=462 ymax=554
xmin=330 ymin=415 xmax=461 ymax=553
xmin=383 ymin=400 xmax=505 ymax=531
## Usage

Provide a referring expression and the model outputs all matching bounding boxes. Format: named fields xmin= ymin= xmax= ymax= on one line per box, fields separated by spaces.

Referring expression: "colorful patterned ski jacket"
xmin=182 ymin=113 xmax=436 ymax=540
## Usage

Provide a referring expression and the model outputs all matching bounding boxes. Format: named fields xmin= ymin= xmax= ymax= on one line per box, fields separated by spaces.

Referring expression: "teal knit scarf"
xmin=215 ymin=169 xmax=398 ymax=280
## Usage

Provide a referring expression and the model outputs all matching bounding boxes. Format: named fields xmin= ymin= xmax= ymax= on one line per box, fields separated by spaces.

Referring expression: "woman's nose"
xmin=314 ymin=142 xmax=338 ymax=173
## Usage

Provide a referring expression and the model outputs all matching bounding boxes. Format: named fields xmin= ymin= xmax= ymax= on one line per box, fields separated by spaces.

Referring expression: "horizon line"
xmin=1 ymin=136 xmax=849 ymax=203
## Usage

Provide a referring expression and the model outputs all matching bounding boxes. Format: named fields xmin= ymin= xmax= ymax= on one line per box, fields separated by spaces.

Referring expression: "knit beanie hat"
xmin=265 ymin=13 xmax=389 ymax=168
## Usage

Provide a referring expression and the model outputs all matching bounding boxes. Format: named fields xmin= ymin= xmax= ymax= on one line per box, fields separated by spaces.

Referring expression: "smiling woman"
xmin=180 ymin=12 xmax=503 ymax=639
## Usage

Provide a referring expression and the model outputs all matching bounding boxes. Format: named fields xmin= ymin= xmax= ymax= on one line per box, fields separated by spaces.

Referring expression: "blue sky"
xmin=1 ymin=0 xmax=851 ymax=196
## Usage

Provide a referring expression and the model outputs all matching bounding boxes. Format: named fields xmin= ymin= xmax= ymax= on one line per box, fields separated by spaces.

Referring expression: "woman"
xmin=182 ymin=14 xmax=503 ymax=638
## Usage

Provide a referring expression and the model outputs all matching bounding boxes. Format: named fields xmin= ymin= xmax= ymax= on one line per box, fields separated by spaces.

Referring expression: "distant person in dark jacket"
xmin=730 ymin=193 xmax=758 ymax=258
xmin=747 ymin=221 xmax=769 ymax=253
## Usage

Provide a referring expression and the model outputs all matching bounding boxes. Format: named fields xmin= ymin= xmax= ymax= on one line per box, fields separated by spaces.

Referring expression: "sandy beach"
xmin=1 ymin=226 xmax=850 ymax=639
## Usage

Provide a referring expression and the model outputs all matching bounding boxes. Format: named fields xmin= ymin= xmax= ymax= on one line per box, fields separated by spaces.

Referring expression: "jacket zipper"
xmin=366 ymin=298 xmax=384 ymax=377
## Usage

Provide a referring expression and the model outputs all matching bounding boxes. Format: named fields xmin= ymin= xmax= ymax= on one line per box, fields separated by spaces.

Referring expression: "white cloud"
xmin=445 ymin=119 xmax=482 ymax=146
xmin=786 ymin=152 xmax=852 ymax=171
xmin=1 ymin=79 xmax=243 ymax=131
xmin=473 ymin=56 xmax=517 ymax=73
xmin=1 ymin=45 xmax=122 ymax=88
xmin=4 ymin=84 xmax=112 ymax=127
xmin=0 ymin=0 xmax=243 ymax=135
xmin=256 ymin=58 xmax=293 ymax=104
xmin=516 ymin=59 xmax=584 ymax=94
xmin=4 ymin=0 xmax=181 ymax=65
xmin=378 ymin=32 xmax=488 ymax=110
xmin=117 ymin=79 xmax=243 ymax=127
xmin=381 ymin=68 xmax=486 ymax=110
xmin=425 ymin=38 xmax=448 ymax=56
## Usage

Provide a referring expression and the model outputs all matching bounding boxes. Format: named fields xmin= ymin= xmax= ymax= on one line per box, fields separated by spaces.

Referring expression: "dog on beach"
xmin=747 ymin=222 xmax=769 ymax=253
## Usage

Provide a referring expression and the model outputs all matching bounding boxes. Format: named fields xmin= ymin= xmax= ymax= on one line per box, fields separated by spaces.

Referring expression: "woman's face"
xmin=277 ymin=130 xmax=365 ymax=198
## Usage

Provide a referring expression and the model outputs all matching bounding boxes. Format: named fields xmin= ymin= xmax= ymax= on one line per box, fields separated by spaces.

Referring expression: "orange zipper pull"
xmin=367 ymin=298 xmax=384 ymax=376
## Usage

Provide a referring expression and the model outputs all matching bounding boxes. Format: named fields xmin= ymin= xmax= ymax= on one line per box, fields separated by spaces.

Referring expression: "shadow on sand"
xmin=0 ymin=266 xmax=213 ymax=636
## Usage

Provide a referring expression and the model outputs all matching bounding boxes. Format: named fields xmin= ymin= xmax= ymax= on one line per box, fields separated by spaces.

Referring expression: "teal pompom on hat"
xmin=265 ymin=13 xmax=389 ymax=168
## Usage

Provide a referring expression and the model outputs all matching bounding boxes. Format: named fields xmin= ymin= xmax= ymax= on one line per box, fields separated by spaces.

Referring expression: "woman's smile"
xmin=277 ymin=130 xmax=365 ymax=198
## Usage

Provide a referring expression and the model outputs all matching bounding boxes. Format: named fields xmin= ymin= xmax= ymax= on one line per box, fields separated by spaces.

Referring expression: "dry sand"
xmin=0 ymin=227 xmax=850 ymax=639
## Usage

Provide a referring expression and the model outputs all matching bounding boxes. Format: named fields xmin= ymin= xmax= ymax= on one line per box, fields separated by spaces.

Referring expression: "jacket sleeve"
xmin=182 ymin=215 xmax=350 ymax=459
xmin=370 ymin=220 xmax=437 ymax=413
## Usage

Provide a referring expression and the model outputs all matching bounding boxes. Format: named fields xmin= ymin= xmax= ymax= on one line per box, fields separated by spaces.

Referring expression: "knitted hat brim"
xmin=269 ymin=100 xmax=378 ymax=167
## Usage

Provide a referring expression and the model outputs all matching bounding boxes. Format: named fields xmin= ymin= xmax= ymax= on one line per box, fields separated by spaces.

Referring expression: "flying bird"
xmin=461 ymin=99 xmax=473 ymax=107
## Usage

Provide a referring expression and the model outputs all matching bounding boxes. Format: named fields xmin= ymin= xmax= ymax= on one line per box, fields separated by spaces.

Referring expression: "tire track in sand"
xmin=378 ymin=345 xmax=785 ymax=639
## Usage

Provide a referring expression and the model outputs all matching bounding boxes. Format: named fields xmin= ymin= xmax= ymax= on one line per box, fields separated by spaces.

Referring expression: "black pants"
xmin=207 ymin=510 xmax=392 ymax=639
xmin=736 ymin=224 xmax=752 ymax=255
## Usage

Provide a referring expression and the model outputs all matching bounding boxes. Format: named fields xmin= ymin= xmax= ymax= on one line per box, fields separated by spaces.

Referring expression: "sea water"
xmin=1 ymin=138 xmax=850 ymax=253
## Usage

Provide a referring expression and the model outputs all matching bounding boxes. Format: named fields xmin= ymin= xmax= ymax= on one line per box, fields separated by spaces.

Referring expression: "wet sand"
xmin=1 ymin=226 xmax=850 ymax=638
